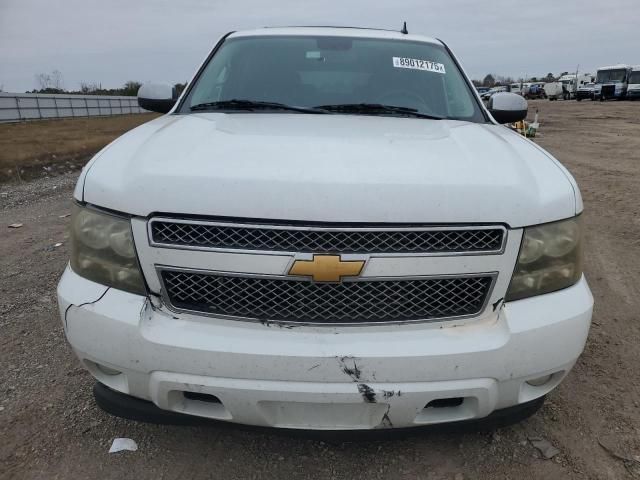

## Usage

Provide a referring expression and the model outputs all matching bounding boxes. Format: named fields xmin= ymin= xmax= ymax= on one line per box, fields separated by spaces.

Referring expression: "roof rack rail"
xmin=261 ymin=25 xmax=404 ymax=33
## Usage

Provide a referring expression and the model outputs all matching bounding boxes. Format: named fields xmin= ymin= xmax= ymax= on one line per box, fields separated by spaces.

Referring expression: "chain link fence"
xmin=0 ymin=92 xmax=148 ymax=123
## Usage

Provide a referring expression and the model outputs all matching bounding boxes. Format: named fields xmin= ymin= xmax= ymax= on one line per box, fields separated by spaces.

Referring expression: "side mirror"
xmin=138 ymin=82 xmax=177 ymax=113
xmin=487 ymin=92 xmax=528 ymax=124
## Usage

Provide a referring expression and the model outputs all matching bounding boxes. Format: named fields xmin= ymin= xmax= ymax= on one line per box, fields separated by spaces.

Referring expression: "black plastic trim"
xmin=489 ymin=109 xmax=528 ymax=124
xmin=138 ymin=97 xmax=176 ymax=114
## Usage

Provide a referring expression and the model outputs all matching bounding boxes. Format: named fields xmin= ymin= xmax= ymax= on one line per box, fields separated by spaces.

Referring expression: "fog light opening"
xmin=183 ymin=391 xmax=222 ymax=404
xmin=425 ymin=397 xmax=464 ymax=409
xmin=526 ymin=374 xmax=553 ymax=387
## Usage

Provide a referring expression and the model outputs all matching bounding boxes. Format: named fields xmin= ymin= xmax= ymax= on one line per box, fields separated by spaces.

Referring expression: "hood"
xmin=80 ymin=113 xmax=578 ymax=227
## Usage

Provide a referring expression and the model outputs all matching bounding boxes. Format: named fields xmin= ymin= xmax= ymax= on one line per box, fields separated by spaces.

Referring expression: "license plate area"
xmin=257 ymin=401 xmax=389 ymax=430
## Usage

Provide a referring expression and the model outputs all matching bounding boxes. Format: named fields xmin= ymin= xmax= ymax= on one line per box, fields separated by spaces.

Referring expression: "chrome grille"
xmin=150 ymin=220 xmax=505 ymax=254
xmin=160 ymin=270 xmax=494 ymax=324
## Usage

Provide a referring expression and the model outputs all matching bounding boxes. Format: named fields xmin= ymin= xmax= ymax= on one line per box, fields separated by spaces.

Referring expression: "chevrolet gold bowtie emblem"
xmin=288 ymin=255 xmax=365 ymax=283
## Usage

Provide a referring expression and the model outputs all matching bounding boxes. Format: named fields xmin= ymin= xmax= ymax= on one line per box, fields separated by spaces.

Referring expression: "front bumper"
xmin=58 ymin=267 xmax=593 ymax=430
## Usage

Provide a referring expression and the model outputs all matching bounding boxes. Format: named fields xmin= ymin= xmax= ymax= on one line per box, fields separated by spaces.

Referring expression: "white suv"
xmin=58 ymin=27 xmax=593 ymax=430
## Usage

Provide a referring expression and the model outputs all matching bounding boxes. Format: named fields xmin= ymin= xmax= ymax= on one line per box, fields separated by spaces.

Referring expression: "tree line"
xmin=473 ymin=72 xmax=572 ymax=87
xmin=27 ymin=70 xmax=186 ymax=96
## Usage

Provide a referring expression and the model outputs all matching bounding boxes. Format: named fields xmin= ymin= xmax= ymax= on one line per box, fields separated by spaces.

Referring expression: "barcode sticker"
xmin=392 ymin=57 xmax=446 ymax=74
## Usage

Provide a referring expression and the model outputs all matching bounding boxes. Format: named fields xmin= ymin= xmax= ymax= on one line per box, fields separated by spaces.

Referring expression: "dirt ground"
xmin=0 ymin=113 xmax=159 ymax=183
xmin=1 ymin=100 xmax=639 ymax=479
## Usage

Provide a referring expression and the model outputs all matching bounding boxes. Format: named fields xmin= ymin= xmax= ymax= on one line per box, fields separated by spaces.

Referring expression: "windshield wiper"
xmin=190 ymin=99 xmax=327 ymax=114
xmin=314 ymin=103 xmax=444 ymax=120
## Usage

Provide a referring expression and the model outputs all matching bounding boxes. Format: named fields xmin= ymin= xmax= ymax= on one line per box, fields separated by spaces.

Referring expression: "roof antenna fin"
xmin=401 ymin=21 xmax=408 ymax=34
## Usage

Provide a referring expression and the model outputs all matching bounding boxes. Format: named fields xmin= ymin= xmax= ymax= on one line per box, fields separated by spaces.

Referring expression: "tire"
xmin=576 ymin=97 xmax=582 ymax=102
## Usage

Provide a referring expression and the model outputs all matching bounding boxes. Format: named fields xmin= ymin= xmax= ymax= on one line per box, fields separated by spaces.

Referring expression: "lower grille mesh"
xmin=161 ymin=270 xmax=493 ymax=324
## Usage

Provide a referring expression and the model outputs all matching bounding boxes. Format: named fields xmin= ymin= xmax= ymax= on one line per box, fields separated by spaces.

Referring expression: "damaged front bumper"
xmin=58 ymin=266 xmax=593 ymax=430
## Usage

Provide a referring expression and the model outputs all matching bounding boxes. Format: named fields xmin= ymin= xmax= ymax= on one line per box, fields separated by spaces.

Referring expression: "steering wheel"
xmin=376 ymin=90 xmax=429 ymax=112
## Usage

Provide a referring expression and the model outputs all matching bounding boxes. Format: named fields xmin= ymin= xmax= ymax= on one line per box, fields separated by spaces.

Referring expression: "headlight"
xmin=506 ymin=216 xmax=583 ymax=301
xmin=70 ymin=205 xmax=146 ymax=295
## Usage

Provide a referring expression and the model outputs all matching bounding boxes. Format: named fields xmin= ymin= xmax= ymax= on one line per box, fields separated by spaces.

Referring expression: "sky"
xmin=0 ymin=0 xmax=638 ymax=92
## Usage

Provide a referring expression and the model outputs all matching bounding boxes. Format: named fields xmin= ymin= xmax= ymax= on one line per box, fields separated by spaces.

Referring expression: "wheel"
xmin=576 ymin=97 xmax=582 ymax=102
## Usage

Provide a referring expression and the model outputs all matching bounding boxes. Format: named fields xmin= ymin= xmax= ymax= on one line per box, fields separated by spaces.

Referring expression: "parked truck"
xmin=524 ymin=83 xmax=546 ymax=99
xmin=58 ymin=26 xmax=592 ymax=431
xmin=544 ymin=82 xmax=563 ymax=100
xmin=594 ymin=65 xmax=631 ymax=100
xmin=627 ymin=66 xmax=640 ymax=100
xmin=576 ymin=83 xmax=596 ymax=101
xmin=558 ymin=73 xmax=595 ymax=100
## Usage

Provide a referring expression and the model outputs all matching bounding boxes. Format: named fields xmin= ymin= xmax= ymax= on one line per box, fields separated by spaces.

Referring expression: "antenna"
xmin=401 ymin=21 xmax=408 ymax=34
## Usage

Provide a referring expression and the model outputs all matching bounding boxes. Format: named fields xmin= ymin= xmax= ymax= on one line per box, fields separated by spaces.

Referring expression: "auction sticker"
xmin=392 ymin=57 xmax=446 ymax=74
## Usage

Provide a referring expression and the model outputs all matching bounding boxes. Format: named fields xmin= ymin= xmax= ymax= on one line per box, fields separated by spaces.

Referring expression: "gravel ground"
xmin=1 ymin=100 xmax=639 ymax=479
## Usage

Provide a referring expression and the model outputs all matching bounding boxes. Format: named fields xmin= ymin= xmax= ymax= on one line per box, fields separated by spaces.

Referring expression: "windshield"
xmin=596 ymin=69 xmax=628 ymax=84
xmin=630 ymin=71 xmax=640 ymax=84
xmin=179 ymin=35 xmax=486 ymax=122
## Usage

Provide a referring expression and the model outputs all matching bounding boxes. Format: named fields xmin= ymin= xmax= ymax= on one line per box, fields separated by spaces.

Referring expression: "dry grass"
xmin=0 ymin=113 xmax=159 ymax=183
